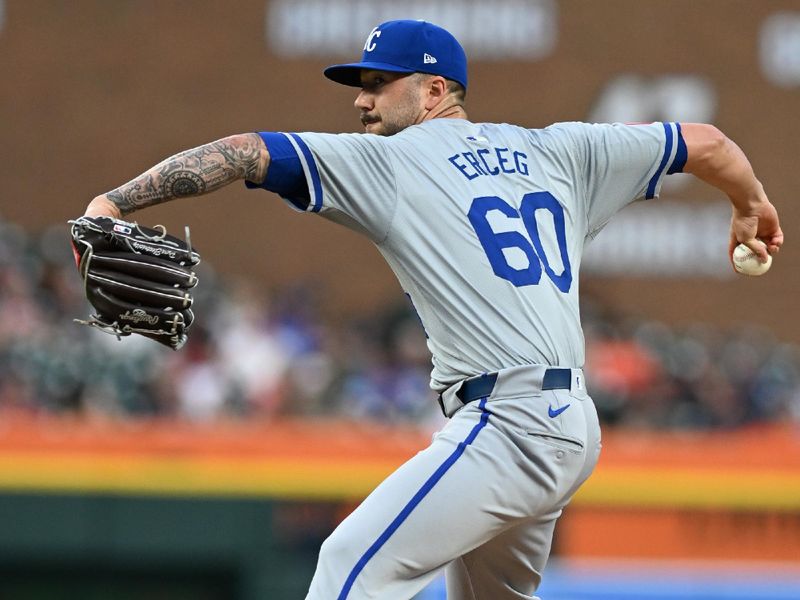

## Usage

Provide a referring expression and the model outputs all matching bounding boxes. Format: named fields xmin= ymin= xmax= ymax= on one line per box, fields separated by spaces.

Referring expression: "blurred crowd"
xmin=1 ymin=216 xmax=798 ymax=430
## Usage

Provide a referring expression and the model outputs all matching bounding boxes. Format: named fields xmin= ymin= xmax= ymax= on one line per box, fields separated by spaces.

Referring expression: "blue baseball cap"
xmin=324 ymin=20 xmax=468 ymax=90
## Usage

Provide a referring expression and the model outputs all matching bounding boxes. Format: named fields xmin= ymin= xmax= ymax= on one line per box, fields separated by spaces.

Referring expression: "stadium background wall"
xmin=1 ymin=1 xmax=799 ymax=597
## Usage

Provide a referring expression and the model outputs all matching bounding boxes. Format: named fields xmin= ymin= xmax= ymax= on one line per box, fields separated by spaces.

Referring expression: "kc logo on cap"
xmin=363 ymin=27 xmax=381 ymax=52
xmin=324 ymin=19 xmax=468 ymax=90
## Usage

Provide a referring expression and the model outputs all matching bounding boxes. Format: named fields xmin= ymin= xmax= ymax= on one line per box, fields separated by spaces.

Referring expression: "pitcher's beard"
xmin=360 ymin=115 xmax=412 ymax=137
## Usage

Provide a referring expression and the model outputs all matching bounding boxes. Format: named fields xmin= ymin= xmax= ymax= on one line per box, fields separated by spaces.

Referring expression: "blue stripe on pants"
xmin=337 ymin=399 xmax=492 ymax=600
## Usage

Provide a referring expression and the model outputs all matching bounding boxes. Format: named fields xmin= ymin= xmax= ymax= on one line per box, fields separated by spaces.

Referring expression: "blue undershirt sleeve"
xmin=244 ymin=131 xmax=310 ymax=210
xmin=667 ymin=122 xmax=687 ymax=174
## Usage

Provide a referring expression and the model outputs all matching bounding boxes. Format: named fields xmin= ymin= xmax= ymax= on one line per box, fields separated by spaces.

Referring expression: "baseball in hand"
xmin=733 ymin=241 xmax=772 ymax=276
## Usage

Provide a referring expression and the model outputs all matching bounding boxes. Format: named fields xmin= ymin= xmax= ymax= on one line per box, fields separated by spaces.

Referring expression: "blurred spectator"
xmin=0 ymin=215 xmax=798 ymax=430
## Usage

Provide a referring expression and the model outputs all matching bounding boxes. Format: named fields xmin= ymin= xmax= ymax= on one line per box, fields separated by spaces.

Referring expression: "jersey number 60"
xmin=468 ymin=192 xmax=573 ymax=292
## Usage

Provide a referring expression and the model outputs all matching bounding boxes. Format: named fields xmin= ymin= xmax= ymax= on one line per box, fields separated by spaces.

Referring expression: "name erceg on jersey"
xmin=448 ymin=145 xmax=529 ymax=181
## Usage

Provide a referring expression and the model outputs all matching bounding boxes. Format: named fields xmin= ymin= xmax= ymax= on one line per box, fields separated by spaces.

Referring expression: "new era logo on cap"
xmin=323 ymin=19 xmax=468 ymax=90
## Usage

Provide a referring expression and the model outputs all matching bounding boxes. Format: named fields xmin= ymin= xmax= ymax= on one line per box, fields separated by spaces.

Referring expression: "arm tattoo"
xmin=105 ymin=133 xmax=268 ymax=216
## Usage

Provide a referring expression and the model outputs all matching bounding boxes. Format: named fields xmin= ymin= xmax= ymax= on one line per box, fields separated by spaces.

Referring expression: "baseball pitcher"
xmin=75 ymin=19 xmax=783 ymax=600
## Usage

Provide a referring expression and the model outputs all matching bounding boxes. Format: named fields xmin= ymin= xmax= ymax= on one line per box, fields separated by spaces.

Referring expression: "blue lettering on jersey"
xmin=448 ymin=154 xmax=479 ymax=180
xmin=468 ymin=191 xmax=573 ymax=292
xmin=448 ymin=147 xmax=529 ymax=181
xmin=476 ymin=149 xmax=499 ymax=175
xmin=463 ymin=151 xmax=487 ymax=176
xmin=496 ymin=147 xmax=514 ymax=174
xmin=515 ymin=152 xmax=529 ymax=176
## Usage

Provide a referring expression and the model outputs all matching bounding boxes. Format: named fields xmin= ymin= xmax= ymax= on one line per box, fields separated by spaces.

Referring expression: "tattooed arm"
xmin=84 ymin=133 xmax=270 ymax=218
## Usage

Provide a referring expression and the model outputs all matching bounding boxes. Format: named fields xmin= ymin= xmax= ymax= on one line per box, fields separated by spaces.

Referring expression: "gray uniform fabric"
xmin=274 ymin=119 xmax=680 ymax=599
xmin=308 ymin=366 xmax=600 ymax=600
xmin=282 ymin=120 xmax=677 ymax=390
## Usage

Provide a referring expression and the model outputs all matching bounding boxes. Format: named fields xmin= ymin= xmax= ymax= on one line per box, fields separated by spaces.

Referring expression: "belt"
xmin=455 ymin=367 xmax=573 ymax=404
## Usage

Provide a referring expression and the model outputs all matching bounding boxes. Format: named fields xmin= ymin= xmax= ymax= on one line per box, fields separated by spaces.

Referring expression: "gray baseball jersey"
xmin=249 ymin=118 xmax=683 ymax=600
xmin=267 ymin=119 xmax=682 ymax=391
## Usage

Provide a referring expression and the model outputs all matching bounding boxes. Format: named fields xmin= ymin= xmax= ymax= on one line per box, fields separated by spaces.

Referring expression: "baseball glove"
xmin=69 ymin=215 xmax=201 ymax=350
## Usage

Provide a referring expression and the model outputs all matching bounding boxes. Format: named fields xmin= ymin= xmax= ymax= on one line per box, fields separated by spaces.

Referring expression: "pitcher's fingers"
xmin=767 ymin=229 xmax=784 ymax=253
xmin=744 ymin=239 xmax=770 ymax=262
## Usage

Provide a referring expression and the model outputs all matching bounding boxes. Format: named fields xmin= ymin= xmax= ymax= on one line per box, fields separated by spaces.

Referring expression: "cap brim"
xmin=323 ymin=61 xmax=416 ymax=87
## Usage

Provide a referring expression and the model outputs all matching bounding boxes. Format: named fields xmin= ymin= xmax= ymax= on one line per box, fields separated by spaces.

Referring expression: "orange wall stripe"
xmin=0 ymin=417 xmax=798 ymax=508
